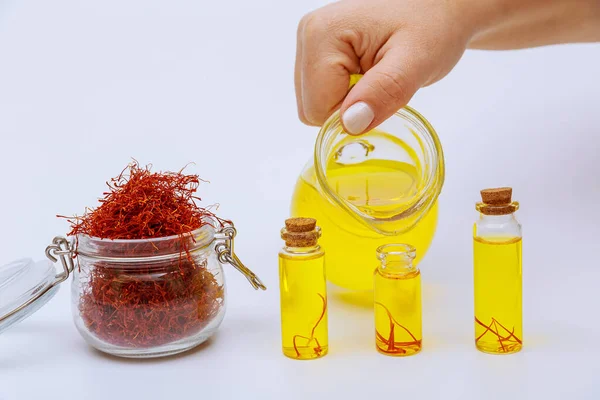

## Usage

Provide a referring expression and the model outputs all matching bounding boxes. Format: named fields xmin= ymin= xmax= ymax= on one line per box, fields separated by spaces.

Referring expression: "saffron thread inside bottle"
xmin=292 ymin=293 xmax=327 ymax=358
xmin=475 ymin=317 xmax=522 ymax=353
xmin=375 ymin=302 xmax=421 ymax=355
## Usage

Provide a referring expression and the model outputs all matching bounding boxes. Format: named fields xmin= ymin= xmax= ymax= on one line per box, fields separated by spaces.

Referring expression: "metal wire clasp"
xmin=45 ymin=237 xmax=75 ymax=284
xmin=215 ymin=224 xmax=266 ymax=291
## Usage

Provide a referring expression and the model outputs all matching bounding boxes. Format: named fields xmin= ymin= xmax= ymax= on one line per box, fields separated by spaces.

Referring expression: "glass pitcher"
xmin=290 ymin=105 xmax=444 ymax=292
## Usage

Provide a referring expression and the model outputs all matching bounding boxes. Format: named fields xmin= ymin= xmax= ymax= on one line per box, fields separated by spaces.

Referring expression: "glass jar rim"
xmin=314 ymin=106 xmax=445 ymax=235
xmin=75 ymin=218 xmax=219 ymax=261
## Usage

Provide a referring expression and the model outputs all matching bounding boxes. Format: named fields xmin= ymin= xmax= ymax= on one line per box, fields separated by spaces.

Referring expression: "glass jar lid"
xmin=0 ymin=238 xmax=73 ymax=334
xmin=0 ymin=259 xmax=59 ymax=334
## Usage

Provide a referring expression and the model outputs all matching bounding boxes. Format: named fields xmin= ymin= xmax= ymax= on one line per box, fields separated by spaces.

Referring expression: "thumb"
xmin=340 ymin=48 xmax=425 ymax=135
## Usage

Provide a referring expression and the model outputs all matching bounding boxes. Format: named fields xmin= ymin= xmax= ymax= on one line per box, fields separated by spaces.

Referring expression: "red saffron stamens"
xmin=292 ymin=293 xmax=327 ymax=358
xmin=475 ymin=317 xmax=522 ymax=352
xmin=375 ymin=302 xmax=421 ymax=354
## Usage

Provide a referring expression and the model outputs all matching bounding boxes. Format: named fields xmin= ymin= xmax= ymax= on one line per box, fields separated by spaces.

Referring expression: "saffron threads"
xmin=475 ymin=317 xmax=522 ymax=354
xmin=61 ymin=162 xmax=227 ymax=349
xmin=62 ymin=162 xmax=225 ymax=240
xmin=79 ymin=257 xmax=224 ymax=348
xmin=375 ymin=302 xmax=421 ymax=356
xmin=292 ymin=293 xmax=327 ymax=358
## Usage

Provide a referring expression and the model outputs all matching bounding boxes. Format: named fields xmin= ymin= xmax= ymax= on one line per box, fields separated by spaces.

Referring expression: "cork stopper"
xmin=480 ymin=187 xmax=512 ymax=205
xmin=285 ymin=217 xmax=316 ymax=233
xmin=476 ymin=187 xmax=519 ymax=215
xmin=281 ymin=217 xmax=320 ymax=247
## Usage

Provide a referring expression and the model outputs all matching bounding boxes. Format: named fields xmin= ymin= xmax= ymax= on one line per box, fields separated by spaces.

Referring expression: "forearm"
xmin=463 ymin=0 xmax=600 ymax=49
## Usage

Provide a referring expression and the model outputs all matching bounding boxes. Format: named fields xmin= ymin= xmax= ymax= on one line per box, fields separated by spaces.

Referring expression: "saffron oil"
xmin=279 ymin=218 xmax=328 ymax=360
xmin=473 ymin=188 xmax=523 ymax=354
xmin=474 ymin=237 xmax=522 ymax=353
xmin=373 ymin=244 xmax=422 ymax=356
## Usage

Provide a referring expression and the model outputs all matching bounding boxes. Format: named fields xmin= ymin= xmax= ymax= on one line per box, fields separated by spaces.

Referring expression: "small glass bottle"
xmin=374 ymin=244 xmax=422 ymax=356
xmin=473 ymin=187 xmax=523 ymax=354
xmin=279 ymin=217 xmax=328 ymax=360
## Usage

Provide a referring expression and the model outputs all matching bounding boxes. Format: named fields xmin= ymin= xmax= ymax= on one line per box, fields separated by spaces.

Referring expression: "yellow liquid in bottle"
xmin=473 ymin=236 xmax=523 ymax=354
xmin=279 ymin=250 xmax=328 ymax=359
xmin=374 ymin=269 xmax=422 ymax=356
xmin=291 ymin=159 xmax=438 ymax=291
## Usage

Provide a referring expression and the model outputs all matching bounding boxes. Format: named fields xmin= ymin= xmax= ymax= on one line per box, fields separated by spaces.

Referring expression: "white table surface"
xmin=1 ymin=1 xmax=599 ymax=399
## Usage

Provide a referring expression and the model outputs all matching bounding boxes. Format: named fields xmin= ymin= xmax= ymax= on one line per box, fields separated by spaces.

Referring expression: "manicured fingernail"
xmin=342 ymin=101 xmax=374 ymax=135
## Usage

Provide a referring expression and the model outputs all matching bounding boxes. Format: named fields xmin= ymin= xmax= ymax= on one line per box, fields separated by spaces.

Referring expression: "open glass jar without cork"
xmin=0 ymin=218 xmax=265 ymax=358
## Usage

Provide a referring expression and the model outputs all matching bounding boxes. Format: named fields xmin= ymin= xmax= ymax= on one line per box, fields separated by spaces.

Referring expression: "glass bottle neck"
xmin=474 ymin=211 xmax=521 ymax=240
xmin=376 ymin=244 xmax=417 ymax=275
xmin=478 ymin=213 xmax=516 ymax=222
xmin=378 ymin=260 xmax=416 ymax=275
xmin=283 ymin=244 xmax=321 ymax=255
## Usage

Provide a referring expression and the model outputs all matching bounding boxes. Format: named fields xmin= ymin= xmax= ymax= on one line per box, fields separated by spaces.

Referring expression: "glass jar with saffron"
xmin=74 ymin=218 xmax=265 ymax=357
xmin=0 ymin=164 xmax=266 ymax=358
xmin=290 ymin=75 xmax=445 ymax=292
xmin=0 ymin=220 xmax=264 ymax=358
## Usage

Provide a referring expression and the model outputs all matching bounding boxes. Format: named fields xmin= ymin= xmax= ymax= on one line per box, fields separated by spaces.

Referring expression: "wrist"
xmin=452 ymin=0 xmax=506 ymax=40
xmin=465 ymin=0 xmax=600 ymax=48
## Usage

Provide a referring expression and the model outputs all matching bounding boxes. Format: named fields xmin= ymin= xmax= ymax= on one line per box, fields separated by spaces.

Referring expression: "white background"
xmin=1 ymin=0 xmax=599 ymax=399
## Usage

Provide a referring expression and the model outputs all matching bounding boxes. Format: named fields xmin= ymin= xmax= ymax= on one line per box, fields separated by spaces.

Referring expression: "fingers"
xmin=294 ymin=3 xmax=442 ymax=133
xmin=340 ymin=46 xmax=424 ymax=135
xmin=295 ymin=12 xmax=360 ymax=127
xmin=294 ymin=14 xmax=423 ymax=132
xmin=294 ymin=17 xmax=307 ymax=125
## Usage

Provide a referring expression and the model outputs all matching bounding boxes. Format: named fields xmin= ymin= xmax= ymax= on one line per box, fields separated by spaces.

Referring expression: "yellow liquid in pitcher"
xmin=473 ymin=236 xmax=523 ymax=354
xmin=291 ymin=159 xmax=438 ymax=291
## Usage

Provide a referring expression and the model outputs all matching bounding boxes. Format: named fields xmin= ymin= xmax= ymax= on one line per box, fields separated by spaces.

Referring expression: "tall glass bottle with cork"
xmin=473 ymin=187 xmax=523 ymax=354
xmin=278 ymin=218 xmax=328 ymax=360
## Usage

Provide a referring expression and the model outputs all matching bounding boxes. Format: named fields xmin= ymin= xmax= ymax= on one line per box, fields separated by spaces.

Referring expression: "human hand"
xmin=295 ymin=0 xmax=600 ymax=135
xmin=294 ymin=0 xmax=484 ymax=134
